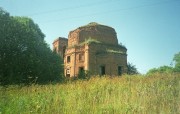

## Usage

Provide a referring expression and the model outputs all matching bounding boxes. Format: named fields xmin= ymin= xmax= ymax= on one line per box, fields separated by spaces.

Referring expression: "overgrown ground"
xmin=0 ymin=74 xmax=180 ymax=114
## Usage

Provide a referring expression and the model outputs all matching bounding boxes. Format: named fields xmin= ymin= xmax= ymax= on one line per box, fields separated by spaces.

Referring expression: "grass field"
xmin=0 ymin=73 xmax=180 ymax=114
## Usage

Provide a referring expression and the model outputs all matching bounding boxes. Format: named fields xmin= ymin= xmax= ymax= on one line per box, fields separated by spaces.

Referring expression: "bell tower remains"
xmin=53 ymin=37 xmax=68 ymax=58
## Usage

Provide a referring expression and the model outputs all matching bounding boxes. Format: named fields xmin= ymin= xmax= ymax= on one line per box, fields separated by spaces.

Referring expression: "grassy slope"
xmin=0 ymin=74 xmax=180 ymax=114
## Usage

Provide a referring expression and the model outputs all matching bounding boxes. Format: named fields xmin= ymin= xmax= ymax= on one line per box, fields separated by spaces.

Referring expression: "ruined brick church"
xmin=53 ymin=22 xmax=127 ymax=77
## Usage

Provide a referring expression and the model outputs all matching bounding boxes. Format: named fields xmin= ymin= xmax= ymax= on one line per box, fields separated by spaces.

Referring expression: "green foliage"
xmin=147 ymin=66 xmax=173 ymax=75
xmin=173 ymin=52 xmax=180 ymax=65
xmin=79 ymin=22 xmax=99 ymax=28
xmin=0 ymin=8 xmax=63 ymax=85
xmin=147 ymin=52 xmax=180 ymax=75
xmin=78 ymin=70 xmax=91 ymax=80
xmin=86 ymin=22 xmax=99 ymax=26
xmin=68 ymin=37 xmax=101 ymax=49
xmin=118 ymin=43 xmax=126 ymax=49
xmin=79 ymin=22 xmax=115 ymax=35
xmin=84 ymin=37 xmax=101 ymax=44
xmin=127 ymin=62 xmax=139 ymax=75
xmin=173 ymin=52 xmax=180 ymax=72
xmin=78 ymin=70 xmax=86 ymax=79
xmin=79 ymin=37 xmax=101 ymax=46
xmin=0 ymin=74 xmax=179 ymax=113
xmin=173 ymin=67 xmax=180 ymax=73
xmin=106 ymin=49 xmax=124 ymax=54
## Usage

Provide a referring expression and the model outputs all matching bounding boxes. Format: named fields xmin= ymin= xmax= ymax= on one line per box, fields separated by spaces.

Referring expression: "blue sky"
xmin=1 ymin=0 xmax=180 ymax=73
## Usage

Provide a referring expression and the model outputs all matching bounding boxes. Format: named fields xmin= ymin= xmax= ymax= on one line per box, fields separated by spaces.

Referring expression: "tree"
xmin=173 ymin=52 xmax=180 ymax=72
xmin=146 ymin=66 xmax=173 ymax=75
xmin=146 ymin=52 xmax=180 ymax=75
xmin=0 ymin=8 xmax=63 ymax=85
xmin=127 ymin=62 xmax=139 ymax=75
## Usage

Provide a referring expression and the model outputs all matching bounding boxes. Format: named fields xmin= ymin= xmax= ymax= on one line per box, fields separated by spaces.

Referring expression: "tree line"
xmin=0 ymin=8 xmax=64 ymax=85
xmin=147 ymin=52 xmax=180 ymax=75
xmin=127 ymin=52 xmax=180 ymax=75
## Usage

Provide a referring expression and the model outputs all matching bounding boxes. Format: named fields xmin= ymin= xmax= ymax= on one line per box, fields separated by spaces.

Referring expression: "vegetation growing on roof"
xmin=118 ymin=43 xmax=126 ymax=49
xmin=67 ymin=37 xmax=101 ymax=49
xmin=79 ymin=22 xmax=113 ymax=29
xmin=79 ymin=22 xmax=100 ymax=28
xmin=82 ymin=37 xmax=101 ymax=44
xmin=106 ymin=49 xmax=124 ymax=54
xmin=78 ymin=37 xmax=102 ymax=46
xmin=86 ymin=22 xmax=99 ymax=26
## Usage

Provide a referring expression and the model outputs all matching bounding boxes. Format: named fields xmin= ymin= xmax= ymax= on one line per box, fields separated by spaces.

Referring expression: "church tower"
xmin=53 ymin=37 xmax=68 ymax=58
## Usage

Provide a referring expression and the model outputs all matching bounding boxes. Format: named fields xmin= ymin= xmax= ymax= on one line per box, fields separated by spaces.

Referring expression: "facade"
xmin=53 ymin=22 xmax=127 ymax=77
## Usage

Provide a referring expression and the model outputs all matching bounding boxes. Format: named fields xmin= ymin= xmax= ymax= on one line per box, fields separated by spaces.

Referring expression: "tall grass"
xmin=0 ymin=74 xmax=180 ymax=114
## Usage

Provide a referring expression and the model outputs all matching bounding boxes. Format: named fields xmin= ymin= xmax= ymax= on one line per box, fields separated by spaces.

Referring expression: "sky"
xmin=0 ymin=0 xmax=180 ymax=74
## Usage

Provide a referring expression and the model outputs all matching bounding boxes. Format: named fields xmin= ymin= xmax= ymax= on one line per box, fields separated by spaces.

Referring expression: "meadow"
xmin=0 ymin=73 xmax=180 ymax=114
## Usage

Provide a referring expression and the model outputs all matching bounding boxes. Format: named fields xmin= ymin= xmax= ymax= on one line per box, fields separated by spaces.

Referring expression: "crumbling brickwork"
xmin=53 ymin=22 xmax=127 ymax=77
xmin=53 ymin=37 xmax=68 ymax=58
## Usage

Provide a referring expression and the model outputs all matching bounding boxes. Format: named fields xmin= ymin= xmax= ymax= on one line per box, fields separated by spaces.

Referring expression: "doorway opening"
xmin=118 ymin=66 xmax=122 ymax=76
xmin=100 ymin=66 xmax=105 ymax=75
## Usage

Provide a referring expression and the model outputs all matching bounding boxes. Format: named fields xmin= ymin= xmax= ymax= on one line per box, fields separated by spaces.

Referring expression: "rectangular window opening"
xmin=67 ymin=56 xmax=70 ymax=63
xmin=63 ymin=46 xmax=66 ymax=58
